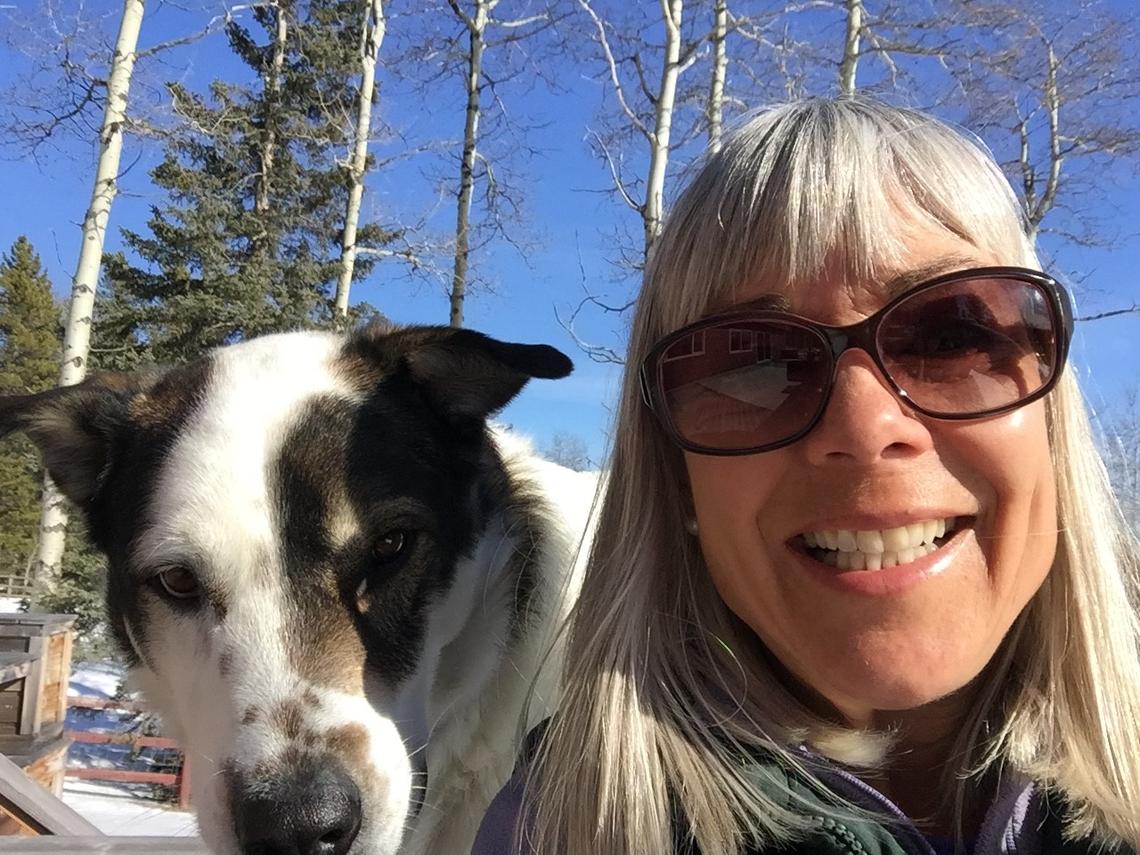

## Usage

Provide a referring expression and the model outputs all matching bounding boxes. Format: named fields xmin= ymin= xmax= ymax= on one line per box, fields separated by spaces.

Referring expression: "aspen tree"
xmin=334 ymin=0 xmax=386 ymax=327
xmin=577 ymin=0 xmax=691 ymax=262
xmin=32 ymin=0 xmax=145 ymax=587
xmin=438 ymin=0 xmax=554 ymax=328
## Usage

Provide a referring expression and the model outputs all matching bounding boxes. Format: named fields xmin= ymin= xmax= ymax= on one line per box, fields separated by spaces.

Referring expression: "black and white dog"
xmin=0 ymin=323 xmax=597 ymax=854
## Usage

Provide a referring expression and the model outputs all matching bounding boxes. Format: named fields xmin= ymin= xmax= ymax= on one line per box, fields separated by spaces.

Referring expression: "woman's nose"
xmin=799 ymin=349 xmax=935 ymax=465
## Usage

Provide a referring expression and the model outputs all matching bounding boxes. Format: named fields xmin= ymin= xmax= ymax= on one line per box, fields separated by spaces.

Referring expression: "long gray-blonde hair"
xmin=526 ymin=97 xmax=1140 ymax=855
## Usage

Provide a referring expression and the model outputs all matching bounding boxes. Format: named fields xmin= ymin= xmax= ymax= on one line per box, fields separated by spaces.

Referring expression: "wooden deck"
xmin=0 ymin=724 xmax=205 ymax=852
xmin=0 ymin=839 xmax=205 ymax=851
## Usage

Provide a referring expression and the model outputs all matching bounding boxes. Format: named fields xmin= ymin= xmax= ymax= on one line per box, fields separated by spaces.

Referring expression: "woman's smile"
xmin=795 ymin=514 xmax=965 ymax=570
xmin=789 ymin=517 xmax=977 ymax=597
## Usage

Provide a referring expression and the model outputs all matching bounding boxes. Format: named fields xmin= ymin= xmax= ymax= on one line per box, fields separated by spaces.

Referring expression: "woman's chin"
xmin=816 ymin=662 xmax=982 ymax=725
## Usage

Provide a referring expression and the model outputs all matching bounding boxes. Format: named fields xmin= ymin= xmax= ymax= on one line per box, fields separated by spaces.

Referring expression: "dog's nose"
xmin=235 ymin=763 xmax=362 ymax=855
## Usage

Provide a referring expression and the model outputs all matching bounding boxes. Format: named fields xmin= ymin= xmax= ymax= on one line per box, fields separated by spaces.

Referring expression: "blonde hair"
xmin=525 ymin=98 xmax=1140 ymax=855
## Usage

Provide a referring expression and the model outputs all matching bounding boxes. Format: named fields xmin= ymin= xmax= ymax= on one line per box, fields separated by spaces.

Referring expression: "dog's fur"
xmin=0 ymin=324 xmax=596 ymax=854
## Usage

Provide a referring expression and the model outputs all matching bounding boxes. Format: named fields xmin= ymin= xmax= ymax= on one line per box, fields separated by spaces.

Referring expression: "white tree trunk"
xmin=838 ymin=0 xmax=862 ymax=96
xmin=32 ymin=0 xmax=145 ymax=588
xmin=448 ymin=0 xmax=492 ymax=329
xmin=256 ymin=1 xmax=288 ymax=217
xmin=334 ymin=0 xmax=386 ymax=327
xmin=707 ymin=0 xmax=727 ymax=152
xmin=643 ymin=0 xmax=684 ymax=256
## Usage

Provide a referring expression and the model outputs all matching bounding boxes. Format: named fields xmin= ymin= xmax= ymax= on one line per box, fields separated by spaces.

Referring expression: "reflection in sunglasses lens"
xmin=661 ymin=323 xmax=829 ymax=450
xmin=879 ymin=278 xmax=1055 ymax=416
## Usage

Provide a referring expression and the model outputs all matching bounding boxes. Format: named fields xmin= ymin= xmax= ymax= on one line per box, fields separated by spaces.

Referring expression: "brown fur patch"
xmin=323 ymin=723 xmax=370 ymax=759
xmin=125 ymin=362 xmax=209 ymax=431
xmin=241 ymin=706 xmax=260 ymax=726
xmin=270 ymin=700 xmax=305 ymax=741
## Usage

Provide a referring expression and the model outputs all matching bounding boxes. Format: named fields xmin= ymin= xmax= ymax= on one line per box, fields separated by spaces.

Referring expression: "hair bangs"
xmin=640 ymin=98 xmax=1036 ymax=351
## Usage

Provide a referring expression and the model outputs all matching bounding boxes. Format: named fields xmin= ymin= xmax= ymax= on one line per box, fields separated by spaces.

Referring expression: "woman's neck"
xmin=866 ymin=690 xmax=992 ymax=839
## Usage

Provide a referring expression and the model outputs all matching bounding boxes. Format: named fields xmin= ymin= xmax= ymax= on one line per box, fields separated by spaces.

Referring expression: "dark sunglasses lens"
xmin=877 ymin=276 xmax=1059 ymax=416
xmin=659 ymin=321 xmax=831 ymax=451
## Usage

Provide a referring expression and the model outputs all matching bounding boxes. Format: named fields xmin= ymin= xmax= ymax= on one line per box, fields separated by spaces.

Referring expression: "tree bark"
xmin=707 ymin=0 xmax=727 ymax=152
xmin=255 ymin=1 xmax=288 ymax=217
xmin=448 ymin=0 xmax=492 ymax=329
xmin=334 ymin=0 xmax=386 ymax=328
xmin=838 ymin=0 xmax=862 ymax=96
xmin=32 ymin=0 xmax=145 ymax=588
xmin=643 ymin=0 xmax=684 ymax=256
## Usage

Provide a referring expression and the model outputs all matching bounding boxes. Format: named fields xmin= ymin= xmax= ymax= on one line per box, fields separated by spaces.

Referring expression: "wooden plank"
xmin=0 ymin=752 xmax=100 ymax=835
xmin=0 ymin=654 xmax=37 ymax=670
xmin=0 ymin=617 xmax=76 ymax=631
xmin=178 ymin=759 xmax=191 ymax=811
xmin=19 ymin=638 xmax=44 ymax=739
xmin=38 ymin=689 xmax=60 ymax=727
xmin=0 ymin=838 xmax=205 ymax=852
xmin=64 ymin=769 xmax=179 ymax=787
xmin=52 ymin=635 xmax=70 ymax=727
xmin=66 ymin=698 xmax=147 ymax=715
xmin=65 ymin=733 xmax=180 ymax=751
xmin=0 ymin=665 xmax=31 ymax=687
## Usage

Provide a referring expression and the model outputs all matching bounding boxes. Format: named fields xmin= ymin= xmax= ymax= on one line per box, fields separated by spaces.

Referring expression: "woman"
xmin=473 ymin=98 xmax=1140 ymax=855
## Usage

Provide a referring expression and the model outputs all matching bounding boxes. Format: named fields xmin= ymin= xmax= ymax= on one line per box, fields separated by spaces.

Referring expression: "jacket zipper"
xmin=795 ymin=747 xmax=938 ymax=855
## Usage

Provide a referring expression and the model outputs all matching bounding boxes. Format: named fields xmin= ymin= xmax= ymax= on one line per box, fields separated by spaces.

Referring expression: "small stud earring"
xmin=684 ymin=516 xmax=699 ymax=536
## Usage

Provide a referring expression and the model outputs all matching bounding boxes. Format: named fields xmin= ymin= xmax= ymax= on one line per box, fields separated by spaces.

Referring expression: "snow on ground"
xmin=68 ymin=660 xmax=125 ymax=700
xmin=63 ymin=780 xmax=199 ymax=837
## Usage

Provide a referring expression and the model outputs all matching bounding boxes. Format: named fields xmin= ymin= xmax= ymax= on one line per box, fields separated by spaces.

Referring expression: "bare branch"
xmin=1077 ymin=305 xmax=1140 ymax=322
xmin=575 ymin=0 xmax=650 ymax=138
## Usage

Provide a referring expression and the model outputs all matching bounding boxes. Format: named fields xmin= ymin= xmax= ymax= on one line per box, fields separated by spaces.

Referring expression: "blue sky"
xmin=1 ymin=1 xmax=1137 ymax=465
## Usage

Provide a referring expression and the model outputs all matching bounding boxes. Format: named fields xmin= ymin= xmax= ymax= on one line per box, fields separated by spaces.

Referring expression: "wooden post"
xmin=18 ymin=636 xmax=45 ymax=742
xmin=178 ymin=756 xmax=191 ymax=810
xmin=52 ymin=633 xmax=72 ymax=729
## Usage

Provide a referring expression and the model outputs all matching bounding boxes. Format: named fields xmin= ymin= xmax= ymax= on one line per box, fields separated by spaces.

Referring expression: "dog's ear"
xmin=0 ymin=374 xmax=146 ymax=507
xmin=404 ymin=327 xmax=573 ymax=421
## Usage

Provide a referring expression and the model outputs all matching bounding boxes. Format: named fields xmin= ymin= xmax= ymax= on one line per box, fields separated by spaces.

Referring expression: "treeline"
xmin=1 ymin=0 xmax=1139 ymax=636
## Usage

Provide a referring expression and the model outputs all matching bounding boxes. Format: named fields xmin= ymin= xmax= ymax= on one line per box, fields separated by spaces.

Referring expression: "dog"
xmin=0 ymin=323 xmax=597 ymax=854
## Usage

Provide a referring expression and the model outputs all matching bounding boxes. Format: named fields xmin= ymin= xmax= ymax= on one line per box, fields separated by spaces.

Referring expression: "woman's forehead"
xmin=709 ymin=250 xmax=988 ymax=318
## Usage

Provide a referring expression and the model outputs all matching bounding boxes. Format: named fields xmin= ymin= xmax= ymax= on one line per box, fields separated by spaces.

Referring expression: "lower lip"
xmin=791 ymin=528 xmax=971 ymax=597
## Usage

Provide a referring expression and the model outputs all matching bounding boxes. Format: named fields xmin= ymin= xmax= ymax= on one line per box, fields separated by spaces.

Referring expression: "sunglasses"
xmin=640 ymin=267 xmax=1073 ymax=456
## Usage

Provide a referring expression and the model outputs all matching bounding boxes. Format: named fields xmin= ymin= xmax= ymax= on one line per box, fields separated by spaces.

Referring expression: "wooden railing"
xmin=0 ymin=840 xmax=204 ymax=852
xmin=0 ymin=614 xmax=205 ymax=850
xmin=0 ymin=717 xmax=204 ymax=852
xmin=64 ymin=696 xmax=191 ymax=810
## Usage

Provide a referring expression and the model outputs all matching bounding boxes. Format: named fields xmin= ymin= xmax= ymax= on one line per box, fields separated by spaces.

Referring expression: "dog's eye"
xmin=372 ymin=530 xmax=409 ymax=563
xmin=155 ymin=566 xmax=201 ymax=600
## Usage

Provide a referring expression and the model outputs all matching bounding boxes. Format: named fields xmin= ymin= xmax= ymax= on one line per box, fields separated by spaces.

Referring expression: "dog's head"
xmin=1 ymin=323 xmax=572 ymax=854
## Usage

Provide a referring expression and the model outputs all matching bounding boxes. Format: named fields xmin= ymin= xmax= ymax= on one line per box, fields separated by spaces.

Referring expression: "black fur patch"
xmin=93 ymin=359 xmax=214 ymax=667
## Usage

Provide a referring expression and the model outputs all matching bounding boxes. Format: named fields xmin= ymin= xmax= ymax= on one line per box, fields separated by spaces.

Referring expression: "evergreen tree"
xmin=103 ymin=0 xmax=390 ymax=365
xmin=0 ymin=237 xmax=58 ymax=593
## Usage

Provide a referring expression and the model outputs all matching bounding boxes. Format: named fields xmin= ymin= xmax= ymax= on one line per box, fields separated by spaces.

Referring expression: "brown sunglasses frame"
xmin=639 ymin=266 xmax=1074 ymax=457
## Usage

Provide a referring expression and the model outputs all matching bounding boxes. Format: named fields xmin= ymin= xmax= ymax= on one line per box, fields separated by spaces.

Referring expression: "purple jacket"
xmin=471 ymin=750 xmax=1051 ymax=855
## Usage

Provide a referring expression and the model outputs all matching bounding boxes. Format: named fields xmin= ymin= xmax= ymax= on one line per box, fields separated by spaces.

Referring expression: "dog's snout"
xmin=234 ymin=763 xmax=363 ymax=855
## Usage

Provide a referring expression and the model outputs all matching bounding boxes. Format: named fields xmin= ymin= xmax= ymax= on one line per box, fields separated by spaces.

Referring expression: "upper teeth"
xmin=804 ymin=518 xmax=954 ymax=554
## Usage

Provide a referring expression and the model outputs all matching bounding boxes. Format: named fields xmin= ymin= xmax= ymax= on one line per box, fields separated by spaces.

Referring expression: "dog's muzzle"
xmin=231 ymin=759 xmax=362 ymax=855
